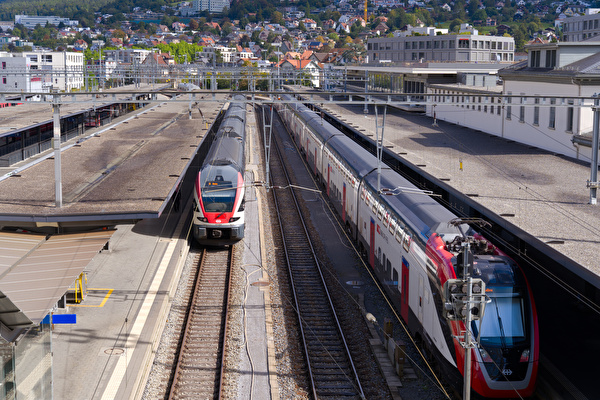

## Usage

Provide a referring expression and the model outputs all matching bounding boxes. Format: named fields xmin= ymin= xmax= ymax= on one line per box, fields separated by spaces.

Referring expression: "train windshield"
xmin=472 ymin=287 xmax=526 ymax=346
xmin=200 ymin=166 xmax=239 ymax=213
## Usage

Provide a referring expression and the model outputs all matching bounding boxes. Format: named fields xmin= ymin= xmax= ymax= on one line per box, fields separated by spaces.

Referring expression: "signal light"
xmin=520 ymin=349 xmax=530 ymax=362
xmin=443 ymin=278 xmax=486 ymax=321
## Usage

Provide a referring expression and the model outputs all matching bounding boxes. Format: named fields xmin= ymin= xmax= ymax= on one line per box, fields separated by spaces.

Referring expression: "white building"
xmin=104 ymin=49 xmax=153 ymax=65
xmin=14 ymin=15 xmax=78 ymax=29
xmin=0 ymin=51 xmax=84 ymax=92
xmin=201 ymin=46 xmax=236 ymax=63
xmin=192 ymin=0 xmax=229 ymax=13
xmin=426 ymin=40 xmax=600 ymax=163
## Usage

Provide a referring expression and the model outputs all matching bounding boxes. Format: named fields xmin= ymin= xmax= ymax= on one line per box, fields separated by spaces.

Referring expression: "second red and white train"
xmin=275 ymin=94 xmax=539 ymax=398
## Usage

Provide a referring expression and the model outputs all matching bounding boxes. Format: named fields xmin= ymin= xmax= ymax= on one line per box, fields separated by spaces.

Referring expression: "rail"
xmin=267 ymin=105 xmax=365 ymax=399
xmin=168 ymin=247 xmax=232 ymax=400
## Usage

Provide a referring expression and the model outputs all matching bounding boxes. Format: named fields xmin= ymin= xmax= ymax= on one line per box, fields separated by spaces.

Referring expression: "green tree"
xmin=449 ymin=18 xmax=463 ymax=32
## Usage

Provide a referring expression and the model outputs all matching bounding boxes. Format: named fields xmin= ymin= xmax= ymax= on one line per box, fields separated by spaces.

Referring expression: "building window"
xmin=533 ymin=98 xmax=540 ymax=125
xmin=506 ymin=92 xmax=512 ymax=120
xmin=1 ymin=62 xmax=4 ymax=69
xmin=545 ymin=50 xmax=556 ymax=68
xmin=2 ymin=77 xmax=5 ymax=84
xmin=566 ymin=99 xmax=574 ymax=132
xmin=531 ymin=50 xmax=540 ymax=67
xmin=519 ymin=96 xmax=525 ymax=122
xmin=549 ymin=98 xmax=556 ymax=129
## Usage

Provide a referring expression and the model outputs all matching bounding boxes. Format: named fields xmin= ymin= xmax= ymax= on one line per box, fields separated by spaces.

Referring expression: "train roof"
xmin=203 ymin=135 xmax=244 ymax=171
xmin=365 ymin=171 xmax=463 ymax=243
xmin=307 ymin=104 xmax=464 ymax=244
xmin=287 ymin=97 xmax=464 ymax=245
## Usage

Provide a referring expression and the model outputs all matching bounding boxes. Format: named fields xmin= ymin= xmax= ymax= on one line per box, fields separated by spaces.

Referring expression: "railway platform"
xmin=0 ymin=93 xmax=223 ymax=229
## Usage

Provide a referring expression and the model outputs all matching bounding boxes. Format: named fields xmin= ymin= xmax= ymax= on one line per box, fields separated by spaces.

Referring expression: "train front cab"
xmin=193 ymin=165 xmax=245 ymax=246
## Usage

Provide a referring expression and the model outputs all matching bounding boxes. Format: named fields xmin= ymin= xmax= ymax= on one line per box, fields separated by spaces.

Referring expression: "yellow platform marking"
xmin=69 ymin=288 xmax=113 ymax=307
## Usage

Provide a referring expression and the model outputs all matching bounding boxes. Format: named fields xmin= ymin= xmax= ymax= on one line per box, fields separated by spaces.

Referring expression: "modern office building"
xmin=367 ymin=32 xmax=515 ymax=63
xmin=14 ymin=15 xmax=78 ymax=29
xmin=192 ymin=0 xmax=230 ymax=13
xmin=561 ymin=9 xmax=600 ymax=42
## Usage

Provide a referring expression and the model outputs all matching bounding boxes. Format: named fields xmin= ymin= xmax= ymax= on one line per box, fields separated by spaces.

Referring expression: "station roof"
xmin=0 ymin=97 xmax=222 ymax=229
xmin=0 ymin=229 xmax=114 ymax=342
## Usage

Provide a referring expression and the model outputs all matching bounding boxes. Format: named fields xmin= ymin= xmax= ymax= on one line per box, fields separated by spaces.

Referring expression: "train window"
xmin=200 ymin=166 xmax=239 ymax=213
xmin=396 ymin=224 xmax=404 ymax=243
xmin=360 ymin=188 xmax=365 ymax=200
xmin=389 ymin=218 xmax=396 ymax=234
xmin=382 ymin=212 xmax=389 ymax=228
xmin=403 ymin=232 xmax=412 ymax=252
xmin=383 ymin=254 xmax=387 ymax=272
xmin=387 ymin=259 xmax=392 ymax=281
xmin=373 ymin=202 xmax=379 ymax=216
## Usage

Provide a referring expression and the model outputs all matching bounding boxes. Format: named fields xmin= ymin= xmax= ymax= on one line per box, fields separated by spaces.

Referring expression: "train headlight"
xmin=198 ymin=217 xmax=208 ymax=222
xmin=229 ymin=217 xmax=240 ymax=222
xmin=519 ymin=349 xmax=530 ymax=362
xmin=480 ymin=348 xmax=493 ymax=363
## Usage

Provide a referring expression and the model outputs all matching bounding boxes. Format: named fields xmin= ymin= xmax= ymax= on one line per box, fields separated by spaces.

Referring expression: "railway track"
xmin=267 ymin=107 xmax=365 ymax=399
xmin=167 ymin=247 xmax=233 ymax=400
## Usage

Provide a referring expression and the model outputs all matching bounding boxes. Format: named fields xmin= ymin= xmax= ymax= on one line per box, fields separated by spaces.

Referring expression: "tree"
xmin=272 ymin=11 xmax=284 ymax=25
xmin=449 ymin=18 xmax=463 ymax=32
xmin=299 ymin=21 xmax=306 ymax=31
xmin=472 ymin=9 xmax=488 ymax=21
xmin=189 ymin=19 xmax=199 ymax=31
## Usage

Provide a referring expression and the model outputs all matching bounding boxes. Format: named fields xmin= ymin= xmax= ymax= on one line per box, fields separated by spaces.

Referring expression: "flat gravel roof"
xmin=0 ymin=97 xmax=223 ymax=222
xmin=323 ymin=102 xmax=600 ymax=276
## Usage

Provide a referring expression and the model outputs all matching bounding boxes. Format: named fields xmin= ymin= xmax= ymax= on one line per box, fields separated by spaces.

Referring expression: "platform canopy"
xmin=0 ymin=230 xmax=114 ymax=342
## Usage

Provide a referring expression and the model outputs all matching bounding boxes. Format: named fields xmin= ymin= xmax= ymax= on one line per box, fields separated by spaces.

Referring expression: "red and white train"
xmin=192 ymin=95 xmax=246 ymax=246
xmin=275 ymin=94 xmax=538 ymax=398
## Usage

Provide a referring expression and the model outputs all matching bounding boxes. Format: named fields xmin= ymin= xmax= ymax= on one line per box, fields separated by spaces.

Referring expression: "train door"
xmin=369 ymin=218 xmax=375 ymax=268
xmin=306 ymin=138 xmax=309 ymax=162
xmin=327 ymin=164 xmax=331 ymax=196
xmin=418 ymin=275 xmax=424 ymax=323
xmin=401 ymin=257 xmax=410 ymax=321
xmin=314 ymin=148 xmax=317 ymax=175
xmin=342 ymin=183 xmax=346 ymax=222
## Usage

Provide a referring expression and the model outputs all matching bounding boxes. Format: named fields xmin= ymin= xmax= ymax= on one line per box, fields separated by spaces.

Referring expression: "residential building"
xmin=0 ymin=51 xmax=84 ymax=92
xmin=104 ymin=49 xmax=153 ymax=65
xmin=367 ymin=26 xmax=514 ymax=63
xmin=277 ymin=59 xmax=323 ymax=87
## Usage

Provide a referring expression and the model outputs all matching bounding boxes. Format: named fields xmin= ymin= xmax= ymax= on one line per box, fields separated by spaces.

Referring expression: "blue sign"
xmin=41 ymin=314 xmax=76 ymax=324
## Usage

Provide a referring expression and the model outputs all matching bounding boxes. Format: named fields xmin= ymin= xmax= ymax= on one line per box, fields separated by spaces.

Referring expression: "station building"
xmin=427 ymin=39 xmax=600 ymax=162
